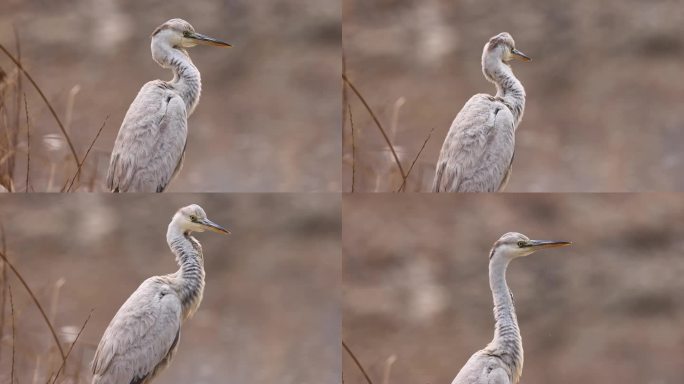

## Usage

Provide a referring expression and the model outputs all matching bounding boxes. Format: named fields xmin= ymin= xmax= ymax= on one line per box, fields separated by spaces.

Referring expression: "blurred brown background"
xmin=0 ymin=194 xmax=340 ymax=383
xmin=0 ymin=0 xmax=340 ymax=192
xmin=343 ymin=194 xmax=684 ymax=383
xmin=342 ymin=0 xmax=684 ymax=192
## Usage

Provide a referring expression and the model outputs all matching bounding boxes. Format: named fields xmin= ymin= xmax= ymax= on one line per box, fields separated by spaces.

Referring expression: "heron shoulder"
xmin=453 ymin=352 xmax=513 ymax=384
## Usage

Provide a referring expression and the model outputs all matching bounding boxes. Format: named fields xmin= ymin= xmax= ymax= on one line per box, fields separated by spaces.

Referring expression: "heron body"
xmin=91 ymin=205 xmax=229 ymax=384
xmin=433 ymin=33 xmax=530 ymax=192
xmin=452 ymin=233 xmax=570 ymax=384
xmin=106 ymin=19 xmax=231 ymax=192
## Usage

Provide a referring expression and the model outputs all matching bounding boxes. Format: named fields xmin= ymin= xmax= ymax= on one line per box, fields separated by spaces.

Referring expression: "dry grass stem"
xmin=381 ymin=355 xmax=396 ymax=384
xmin=0 ymin=223 xmax=6 ymax=363
xmin=0 ymin=250 xmax=66 ymax=361
xmin=24 ymin=94 xmax=30 ymax=191
xmin=10 ymin=284 xmax=15 ymax=384
xmin=65 ymin=115 xmax=109 ymax=192
xmin=348 ymin=104 xmax=356 ymax=193
xmin=49 ymin=309 xmax=93 ymax=384
xmin=0 ymin=44 xmax=79 ymax=166
xmin=342 ymin=48 xmax=348 ymax=137
xmin=342 ymin=340 xmax=374 ymax=384
xmin=342 ymin=73 xmax=406 ymax=185
xmin=64 ymin=85 xmax=80 ymax=135
xmin=397 ymin=126 xmax=436 ymax=192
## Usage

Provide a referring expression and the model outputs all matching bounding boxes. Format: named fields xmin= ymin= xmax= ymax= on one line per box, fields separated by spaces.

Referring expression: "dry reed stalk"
xmin=342 ymin=48 xmax=348 ymax=140
xmin=342 ymin=73 xmax=406 ymax=187
xmin=24 ymin=94 xmax=30 ymax=191
xmin=32 ymin=355 xmax=42 ymax=384
xmin=64 ymin=85 xmax=80 ymax=135
xmin=49 ymin=309 xmax=92 ymax=384
xmin=0 ymin=250 xmax=66 ymax=361
xmin=13 ymin=27 xmax=21 ymax=190
xmin=381 ymin=355 xmax=396 ymax=384
xmin=65 ymin=115 xmax=108 ymax=192
xmin=342 ymin=340 xmax=374 ymax=384
xmin=9 ymin=284 xmax=15 ymax=384
xmin=348 ymin=104 xmax=356 ymax=193
xmin=397 ymin=126 xmax=436 ymax=192
xmin=0 ymin=222 xmax=6 ymax=364
xmin=0 ymin=44 xmax=80 ymax=166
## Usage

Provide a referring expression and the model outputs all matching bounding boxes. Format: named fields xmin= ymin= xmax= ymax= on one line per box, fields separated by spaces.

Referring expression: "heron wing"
xmin=452 ymin=353 xmax=512 ymax=384
xmin=497 ymin=151 xmax=514 ymax=192
xmin=432 ymin=94 xmax=515 ymax=192
xmin=92 ymin=277 xmax=182 ymax=384
xmin=106 ymin=81 xmax=188 ymax=192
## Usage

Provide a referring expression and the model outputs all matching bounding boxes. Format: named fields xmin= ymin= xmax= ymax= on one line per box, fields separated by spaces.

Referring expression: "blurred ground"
xmin=343 ymin=0 xmax=684 ymax=192
xmin=343 ymin=194 xmax=684 ymax=384
xmin=0 ymin=194 xmax=340 ymax=384
xmin=0 ymin=0 xmax=340 ymax=192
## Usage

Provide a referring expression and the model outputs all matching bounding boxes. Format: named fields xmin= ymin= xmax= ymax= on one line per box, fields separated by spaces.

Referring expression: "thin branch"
xmin=12 ymin=26 xmax=21 ymax=191
xmin=0 ymin=44 xmax=80 ymax=166
xmin=0 ymin=222 xmax=6 ymax=363
xmin=65 ymin=115 xmax=108 ymax=192
xmin=348 ymin=104 xmax=356 ymax=193
xmin=342 ymin=340 xmax=374 ymax=384
xmin=0 ymin=249 xmax=66 ymax=361
xmin=397 ymin=126 xmax=436 ymax=192
xmin=10 ymin=284 xmax=15 ymax=384
xmin=49 ymin=309 xmax=93 ymax=384
xmin=342 ymin=73 xmax=406 ymax=183
xmin=24 ymin=94 xmax=30 ymax=192
xmin=342 ymin=47 xmax=348 ymax=139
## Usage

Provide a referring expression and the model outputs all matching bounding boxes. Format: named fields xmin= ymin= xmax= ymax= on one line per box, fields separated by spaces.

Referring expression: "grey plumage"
xmin=452 ymin=233 xmax=570 ymax=384
xmin=106 ymin=19 xmax=231 ymax=192
xmin=91 ymin=204 xmax=229 ymax=384
xmin=433 ymin=33 xmax=530 ymax=192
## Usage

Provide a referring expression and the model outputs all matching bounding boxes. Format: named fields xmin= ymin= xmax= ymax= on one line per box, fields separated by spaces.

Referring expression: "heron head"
xmin=483 ymin=32 xmax=531 ymax=64
xmin=490 ymin=232 xmax=570 ymax=260
xmin=173 ymin=204 xmax=230 ymax=235
xmin=151 ymin=18 xmax=232 ymax=49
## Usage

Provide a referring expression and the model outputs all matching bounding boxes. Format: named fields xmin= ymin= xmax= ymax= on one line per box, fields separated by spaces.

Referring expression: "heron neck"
xmin=166 ymin=224 xmax=205 ymax=320
xmin=152 ymin=41 xmax=202 ymax=115
xmin=486 ymin=255 xmax=523 ymax=381
xmin=483 ymin=60 xmax=525 ymax=126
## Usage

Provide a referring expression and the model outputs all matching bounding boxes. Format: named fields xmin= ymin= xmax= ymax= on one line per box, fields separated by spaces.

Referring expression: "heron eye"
xmin=517 ymin=241 xmax=525 ymax=247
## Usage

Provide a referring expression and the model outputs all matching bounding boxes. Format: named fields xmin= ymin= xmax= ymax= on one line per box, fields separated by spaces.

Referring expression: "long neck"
xmin=152 ymin=40 xmax=202 ymax=114
xmin=166 ymin=224 xmax=205 ymax=320
xmin=485 ymin=255 xmax=523 ymax=381
xmin=483 ymin=59 xmax=525 ymax=126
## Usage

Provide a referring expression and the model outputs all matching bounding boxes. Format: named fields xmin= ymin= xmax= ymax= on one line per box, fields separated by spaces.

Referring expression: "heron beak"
xmin=511 ymin=48 xmax=531 ymax=62
xmin=525 ymin=240 xmax=571 ymax=250
xmin=198 ymin=218 xmax=231 ymax=234
xmin=186 ymin=32 xmax=232 ymax=47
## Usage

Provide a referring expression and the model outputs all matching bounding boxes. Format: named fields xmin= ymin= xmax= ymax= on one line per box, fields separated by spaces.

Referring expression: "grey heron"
xmin=433 ymin=32 xmax=530 ymax=192
xmin=91 ymin=204 xmax=229 ymax=384
xmin=452 ymin=232 xmax=570 ymax=384
xmin=106 ymin=19 xmax=231 ymax=192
